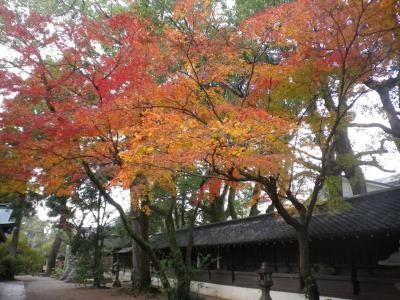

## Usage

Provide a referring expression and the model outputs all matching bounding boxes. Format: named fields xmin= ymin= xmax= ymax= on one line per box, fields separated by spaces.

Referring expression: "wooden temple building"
xmin=115 ymin=187 xmax=400 ymax=299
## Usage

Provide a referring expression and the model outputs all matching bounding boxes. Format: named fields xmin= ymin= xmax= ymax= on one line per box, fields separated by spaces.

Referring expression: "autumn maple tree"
xmin=0 ymin=2 xmax=174 ymax=291
xmin=0 ymin=0 xmax=398 ymax=299
xmin=118 ymin=1 xmax=398 ymax=298
xmin=0 ymin=1 xmax=230 ymax=297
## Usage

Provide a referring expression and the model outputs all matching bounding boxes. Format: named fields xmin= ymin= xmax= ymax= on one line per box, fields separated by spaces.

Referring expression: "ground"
xmin=1 ymin=276 xmax=161 ymax=300
xmin=0 ymin=276 xmax=220 ymax=300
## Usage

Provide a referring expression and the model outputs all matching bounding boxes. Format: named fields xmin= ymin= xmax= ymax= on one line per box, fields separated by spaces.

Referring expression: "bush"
xmin=52 ymin=266 xmax=64 ymax=278
xmin=0 ymin=243 xmax=16 ymax=280
xmin=14 ymin=239 xmax=43 ymax=275
xmin=0 ymin=238 xmax=43 ymax=279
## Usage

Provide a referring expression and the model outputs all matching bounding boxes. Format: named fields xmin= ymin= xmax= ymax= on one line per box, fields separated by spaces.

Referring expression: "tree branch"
xmin=349 ymin=122 xmax=398 ymax=137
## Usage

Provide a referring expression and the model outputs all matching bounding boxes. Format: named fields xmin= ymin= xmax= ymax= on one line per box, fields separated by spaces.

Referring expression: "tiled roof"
xmin=0 ymin=205 xmax=15 ymax=235
xmin=0 ymin=205 xmax=14 ymax=225
xmin=151 ymin=187 xmax=400 ymax=249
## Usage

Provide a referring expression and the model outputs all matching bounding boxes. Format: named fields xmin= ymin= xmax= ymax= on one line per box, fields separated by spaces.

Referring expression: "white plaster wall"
xmin=119 ymin=270 xmax=131 ymax=281
xmin=342 ymin=176 xmax=390 ymax=196
xmin=341 ymin=177 xmax=354 ymax=197
xmin=151 ymin=277 xmax=349 ymax=300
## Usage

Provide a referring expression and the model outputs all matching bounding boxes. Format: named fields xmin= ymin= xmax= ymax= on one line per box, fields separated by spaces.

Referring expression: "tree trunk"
xmin=165 ymin=211 xmax=191 ymax=300
xmin=249 ymin=183 xmax=261 ymax=217
xmin=130 ymin=189 xmax=151 ymax=291
xmin=375 ymin=86 xmax=400 ymax=152
xmin=93 ymin=196 xmax=103 ymax=288
xmin=174 ymin=204 xmax=180 ymax=229
xmin=139 ymin=203 xmax=150 ymax=289
xmin=208 ymin=184 xmax=229 ymax=223
xmin=130 ymin=211 xmax=151 ymax=291
xmin=180 ymin=195 xmax=186 ymax=229
xmin=46 ymin=203 xmax=68 ymax=275
xmin=335 ymin=124 xmax=367 ymax=195
xmin=323 ymin=88 xmax=367 ymax=195
xmin=46 ymin=233 xmax=62 ymax=275
xmin=297 ymin=228 xmax=319 ymax=300
xmin=186 ymin=203 xmax=200 ymax=267
xmin=226 ymin=186 xmax=237 ymax=220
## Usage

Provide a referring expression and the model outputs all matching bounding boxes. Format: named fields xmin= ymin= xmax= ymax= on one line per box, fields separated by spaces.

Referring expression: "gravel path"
xmin=16 ymin=276 xmax=160 ymax=300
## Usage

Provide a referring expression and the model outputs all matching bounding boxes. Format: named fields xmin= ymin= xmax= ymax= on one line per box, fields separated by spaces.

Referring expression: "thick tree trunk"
xmin=323 ymin=89 xmax=367 ymax=195
xmin=180 ymin=195 xmax=186 ymax=229
xmin=335 ymin=124 xmax=367 ymax=195
xmin=131 ymin=208 xmax=142 ymax=288
xmin=46 ymin=204 xmax=67 ymax=275
xmin=93 ymin=197 xmax=103 ymax=288
xmin=376 ymin=86 xmax=400 ymax=152
xmin=165 ymin=212 xmax=191 ymax=300
xmin=174 ymin=205 xmax=180 ymax=229
xmin=185 ymin=203 xmax=200 ymax=267
xmin=46 ymin=234 xmax=62 ymax=275
xmin=226 ymin=186 xmax=237 ymax=220
xmin=92 ymin=235 xmax=103 ymax=287
xmin=249 ymin=183 xmax=261 ymax=217
xmin=210 ymin=187 xmax=228 ymax=222
xmin=131 ymin=211 xmax=151 ymax=291
xmin=139 ymin=206 xmax=150 ymax=288
xmin=130 ymin=193 xmax=151 ymax=291
xmin=297 ymin=228 xmax=319 ymax=300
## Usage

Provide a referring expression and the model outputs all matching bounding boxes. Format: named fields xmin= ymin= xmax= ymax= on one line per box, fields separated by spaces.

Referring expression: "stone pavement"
xmin=0 ymin=280 xmax=25 ymax=300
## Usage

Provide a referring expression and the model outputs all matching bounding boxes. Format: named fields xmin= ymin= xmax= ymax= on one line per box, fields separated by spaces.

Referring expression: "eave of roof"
xmin=116 ymin=247 xmax=133 ymax=254
xmin=0 ymin=222 xmax=16 ymax=232
xmin=365 ymin=179 xmax=397 ymax=188
xmin=150 ymin=187 xmax=400 ymax=249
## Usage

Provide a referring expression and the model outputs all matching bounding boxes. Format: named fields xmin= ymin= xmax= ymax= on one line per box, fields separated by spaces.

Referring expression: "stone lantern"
xmin=112 ymin=258 xmax=122 ymax=287
xmin=258 ymin=261 xmax=274 ymax=300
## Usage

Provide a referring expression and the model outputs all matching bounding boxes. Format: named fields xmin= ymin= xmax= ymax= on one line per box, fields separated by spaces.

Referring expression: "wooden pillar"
xmin=367 ymin=236 xmax=375 ymax=276
xmin=197 ymin=250 xmax=201 ymax=268
xmin=230 ymin=245 xmax=235 ymax=283
xmin=350 ymin=239 xmax=360 ymax=295
xmin=217 ymin=246 xmax=221 ymax=270
xmin=273 ymin=242 xmax=278 ymax=271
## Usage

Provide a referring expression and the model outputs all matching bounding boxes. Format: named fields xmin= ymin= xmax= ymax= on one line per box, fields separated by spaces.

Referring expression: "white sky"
xmin=349 ymin=91 xmax=400 ymax=180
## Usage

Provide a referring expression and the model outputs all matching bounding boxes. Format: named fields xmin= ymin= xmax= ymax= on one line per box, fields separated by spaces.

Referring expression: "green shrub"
xmin=0 ymin=242 xmax=15 ymax=280
xmin=52 ymin=266 xmax=64 ymax=278
xmin=14 ymin=239 xmax=43 ymax=275
xmin=0 ymin=238 xmax=44 ymax=278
